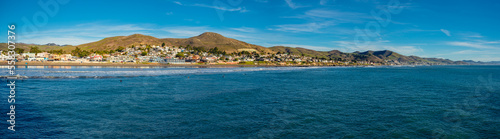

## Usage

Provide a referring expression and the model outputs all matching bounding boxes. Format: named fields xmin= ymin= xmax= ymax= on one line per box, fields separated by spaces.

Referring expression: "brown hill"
xmin=63 ymin=34 xmax=163 ymax=51
xmin=161 ymin=32 xmax=272 ymax=53
xmin=54 ymin=32 xmax=273 ymax=53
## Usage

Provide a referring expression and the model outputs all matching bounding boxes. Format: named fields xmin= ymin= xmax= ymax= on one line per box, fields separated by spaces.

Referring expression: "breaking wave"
xmin=1 ymin=67 xmax=320 ymax=79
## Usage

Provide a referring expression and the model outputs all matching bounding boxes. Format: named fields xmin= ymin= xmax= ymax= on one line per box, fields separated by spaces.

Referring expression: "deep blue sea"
xmin=0 ymin=65 xmax=499 ymax=138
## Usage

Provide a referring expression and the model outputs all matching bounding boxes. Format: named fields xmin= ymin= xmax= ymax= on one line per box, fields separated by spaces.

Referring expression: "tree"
xmin=49 ymin=49 xmax=64 ymax=54
xmin=115 ymin=46 xmax=125 ymax=52
xmin=146 ymin=45 xmax=152 ymax=52
xmin=161 ymin=43 xmax=165 ymax=47
xmin=71 ymin=47 xmax=82 ymax=56
xmin=175 ymin=52 xmax=185 ymax=58
xmin=141 ymin=52 xmax=147 ymax=56
xmin=29 ymin=46 xmax=42 ymax=54
xmin=76 ymin=50 xmax=90 ymax=57
xmin=14 ymin=48 xmax=24 ymax=54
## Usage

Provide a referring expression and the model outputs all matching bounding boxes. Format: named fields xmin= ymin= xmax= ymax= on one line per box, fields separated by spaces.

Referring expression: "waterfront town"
xmin=0 ymin=44 xmax=386 ymax=66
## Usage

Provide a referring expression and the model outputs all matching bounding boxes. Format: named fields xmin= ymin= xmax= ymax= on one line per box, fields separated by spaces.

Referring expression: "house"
xmin=60 ymin=54 xmax=73 ymax=61
xmin=36 ymin=52 xmax=50 ymax=58
xmin=108 ymin=55 xmax=134 ymax=63
xmin=137 ymin=56 xmax=151 ymax=62
xmin=22 ymin=53 xmax=36 ymax=59
xmin=161 ymin=58 xmax=186 ymax=64
xmin=35 ymin=57 xmax=46 ymax=61
xmin=90 ymin=55 xmax=103 ymax=61
xmin=49 ymin=54 xmax=61 ymax=61
xmin=244 ymin=58 xmax=255 ymax=62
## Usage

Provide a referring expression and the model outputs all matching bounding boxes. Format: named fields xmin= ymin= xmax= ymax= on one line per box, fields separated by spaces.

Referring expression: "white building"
xmin=22 ymin=53 xmax=36 ymax=58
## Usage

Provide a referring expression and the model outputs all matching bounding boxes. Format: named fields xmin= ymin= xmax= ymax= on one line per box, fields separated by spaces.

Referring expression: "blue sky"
xmin=1 ymin=0 xmax=500 ymax=61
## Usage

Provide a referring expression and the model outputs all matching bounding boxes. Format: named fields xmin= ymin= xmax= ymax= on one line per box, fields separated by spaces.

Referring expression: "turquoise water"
xmin=1 ymin=66 xmax=499 ymax=138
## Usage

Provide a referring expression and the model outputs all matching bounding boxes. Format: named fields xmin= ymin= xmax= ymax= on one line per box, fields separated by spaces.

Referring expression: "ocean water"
xmin=0 ymin=65 xmax=499 ymax=138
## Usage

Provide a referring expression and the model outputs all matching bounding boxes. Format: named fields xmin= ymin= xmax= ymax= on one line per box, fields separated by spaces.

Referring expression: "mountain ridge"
xmin=0 ymin=32 xmax=466 ymax=65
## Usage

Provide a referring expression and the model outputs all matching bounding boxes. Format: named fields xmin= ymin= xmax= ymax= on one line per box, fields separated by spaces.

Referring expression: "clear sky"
xmin=1 ymin=0 xmax=499 ymax=61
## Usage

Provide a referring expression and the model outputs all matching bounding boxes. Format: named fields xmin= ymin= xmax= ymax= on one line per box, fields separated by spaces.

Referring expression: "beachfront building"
xmin=22 ymin=53 xmax=36 ymax=59
xmin=36 ymin=52 xmax=50 ymax=58
xmin=108 ymin=55 xmax=135 ymax=63
xmin=137 ymin=56 xmax=152 ymax=62
xmin=0 ymin=53 xmax=13 ymax=61
xmin=60 ymin=54 xmax=73 ymax=61
xmin=35 ymin=57 xmax=46 ymax=61
xmin=90 ymin=55 xmax=103 ymax=61
xmin=160 ymin=58 xmax=186 ymax=64
xmin=49 ymin=54 xmax=61 ymax=61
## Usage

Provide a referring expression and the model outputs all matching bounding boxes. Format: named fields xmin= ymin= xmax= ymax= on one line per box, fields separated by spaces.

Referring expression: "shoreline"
xmin=0 ymin=61 xmax=474 ymax=68
xmin=0 ymin=61 xmax=313 ymax=68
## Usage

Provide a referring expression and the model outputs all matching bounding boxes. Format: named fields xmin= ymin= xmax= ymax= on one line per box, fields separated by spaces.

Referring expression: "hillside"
xmin=1 ymin=32 xmax=466 ymax=65
xmin=270 ymin=46 xmax=466 ymax=65
xmin=162 ymin=32 xmax=273 ymax=53
xmin=70 ymin=34 xmax=163 ymax=51
xmin=0 ymin=43 xmax=70 ymax=52
xmin=269 ymin=46 xmax=329 ymax=58
xmin=40 ymin=32 xmax=273 ymax=53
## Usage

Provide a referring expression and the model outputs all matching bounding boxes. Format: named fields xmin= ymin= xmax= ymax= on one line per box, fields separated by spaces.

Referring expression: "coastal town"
xmin=1 ymin=41 xmax=465 ymax=66
xmin=0 ymin=44 xmax=388 ymax=66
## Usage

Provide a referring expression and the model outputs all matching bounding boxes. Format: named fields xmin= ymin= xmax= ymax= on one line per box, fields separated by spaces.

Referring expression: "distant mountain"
xmin=269 ymin=46 xmax=329 ymax=57
xmin=462 ymin=60 xmax=500 ymax=65
xmin=0 ymin=43 xmax=72 ymax=52
xmin=270 ymin=46 xmax=466 ymax=65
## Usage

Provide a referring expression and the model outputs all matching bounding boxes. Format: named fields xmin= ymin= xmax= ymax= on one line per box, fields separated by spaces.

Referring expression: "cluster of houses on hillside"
xmin=0 ymin=45 xmax=381 ymax=65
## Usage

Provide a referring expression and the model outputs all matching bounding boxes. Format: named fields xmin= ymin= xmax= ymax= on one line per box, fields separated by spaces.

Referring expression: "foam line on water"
xmin=1 ymin=67 xmax=321 ymax=79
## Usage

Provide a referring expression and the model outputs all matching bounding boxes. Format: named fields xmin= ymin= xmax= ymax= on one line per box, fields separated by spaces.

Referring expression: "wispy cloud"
xmin=270 ymin=22 xmax=335 ymax=33
xmin=161 ymin=26 xmax=210 ymax=37
xmin=319 ymin=0 xmax=334 ymax=5
xmin=451 ymin=50 xmax=500 ymax=55
xmin=230 ymin=27 xmax=257 ymax=33
xmin=285 ymin=0 xmax=306 ymax=9
xmin=467 ymin=35 xmax=484 ymax=38
xmin=447 ymin=41 xmax=498 ymax=49
xmin=172 ymin=1 xmax=248 ymax=13
xmin=173 ymin=1 xmax=182 ymax=5
xmin=192 ymin=3 xmax=248 ymax=13
xmin=440 ymin=29 xmax=451 ymax=36
xmin=286 ymin=9 xmax=371 ymax=23
xmin=17 ymin=22 xmax=153 ymax=45
xmin=455 ymin=32 xmax=484 ymax=38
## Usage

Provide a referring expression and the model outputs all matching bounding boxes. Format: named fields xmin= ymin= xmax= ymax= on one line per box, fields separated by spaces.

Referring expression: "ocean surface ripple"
xmin=0 ymin=65 xmax=499 ymax=138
